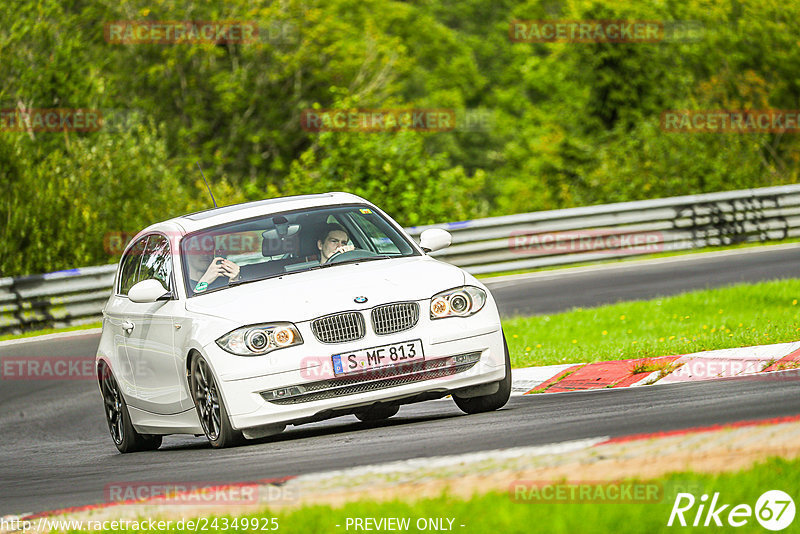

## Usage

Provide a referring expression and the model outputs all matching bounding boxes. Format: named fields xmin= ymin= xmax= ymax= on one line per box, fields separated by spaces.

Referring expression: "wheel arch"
xmin=96 ymin=357 xmax=113 ymax=390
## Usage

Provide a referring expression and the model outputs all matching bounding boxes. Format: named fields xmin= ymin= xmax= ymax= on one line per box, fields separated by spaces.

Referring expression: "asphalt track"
xmin=1 ymin=245 xmax=799 ymax=515
xmin=485 ymin=244 xmax=800 ymax=316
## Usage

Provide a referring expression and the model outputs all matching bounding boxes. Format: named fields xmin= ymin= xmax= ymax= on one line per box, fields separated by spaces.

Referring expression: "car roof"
xmin=138 ymin=191 xmax=370 ymax=237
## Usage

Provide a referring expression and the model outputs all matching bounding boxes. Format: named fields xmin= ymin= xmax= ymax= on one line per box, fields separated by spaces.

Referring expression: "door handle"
xmin=122 ymin=320 xmax=135 ymax=334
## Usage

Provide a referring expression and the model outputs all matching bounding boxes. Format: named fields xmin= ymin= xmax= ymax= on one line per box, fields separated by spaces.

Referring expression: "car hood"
xmin=184 ymin=256 xmax=465 ymax=324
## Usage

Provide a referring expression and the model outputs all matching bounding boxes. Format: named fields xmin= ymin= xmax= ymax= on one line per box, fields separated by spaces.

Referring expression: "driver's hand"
xmin=334 ymin=244 xmax=355 ymax=256
xmin=199 ymin=257 xmax=240 ymax=283
xmin=220 ymin=258 xmax=240 ymax=280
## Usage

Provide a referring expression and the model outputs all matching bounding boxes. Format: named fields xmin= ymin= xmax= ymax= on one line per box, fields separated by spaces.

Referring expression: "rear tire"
xmin=99 ymin=364 xmax=162 ymax=453
xmin=453 ymin=333 xmax=511 ymax=414
xmin=190 ymin=355 xmax=245 ymax=449
xmin=355 ymin=404 xmax=400 ymax=422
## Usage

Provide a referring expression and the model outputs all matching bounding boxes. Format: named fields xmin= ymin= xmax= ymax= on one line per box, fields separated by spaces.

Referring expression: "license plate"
xmin=332 ymin=340 xmax=424 ymax=376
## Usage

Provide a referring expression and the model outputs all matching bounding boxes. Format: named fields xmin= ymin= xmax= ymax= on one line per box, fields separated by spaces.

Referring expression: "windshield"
xmin=180 ymin=204 xmax=419 ymax=296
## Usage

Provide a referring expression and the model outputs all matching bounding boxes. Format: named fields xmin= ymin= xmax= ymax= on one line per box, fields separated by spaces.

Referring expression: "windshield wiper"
xmin=319 ymin=255 xmax=392 ymax=268
xmin=227 ymin=273 xmax=283 ymax=287
xmin=228 ymin=255 xmax=394 ymax=286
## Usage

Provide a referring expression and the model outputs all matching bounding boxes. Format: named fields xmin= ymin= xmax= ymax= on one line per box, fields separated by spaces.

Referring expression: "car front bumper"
xmin=204 ymin=311 xmax=505 ymax=430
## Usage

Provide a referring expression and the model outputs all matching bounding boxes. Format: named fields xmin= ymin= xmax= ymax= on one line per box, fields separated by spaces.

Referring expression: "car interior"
xmin=237 ymin=212 xmax=356 ymax=282
xmin=183 ymin=206 xmax=415 ymax=294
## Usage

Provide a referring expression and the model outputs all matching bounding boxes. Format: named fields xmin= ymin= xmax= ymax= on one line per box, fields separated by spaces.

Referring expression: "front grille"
xmin=261 ymin=352 xmax=481 ymax=405
xmin=371 ymin=302 xmax=419 ymax=335
xmin=311 ymin=311 xmax=366 ymax=344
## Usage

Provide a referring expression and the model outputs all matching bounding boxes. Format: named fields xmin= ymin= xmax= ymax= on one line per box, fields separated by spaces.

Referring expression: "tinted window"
xmin=118 ymin=237 xmax=148 ymax=295
xmin=140 ymin=234 xmax=173 ymax=292
xmin=180 ymin=205 xmax=418 ymax=296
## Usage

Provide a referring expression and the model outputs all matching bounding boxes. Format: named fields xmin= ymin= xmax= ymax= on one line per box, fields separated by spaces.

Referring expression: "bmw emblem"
xmin=354 ymin=296 xmax=368 ymax=304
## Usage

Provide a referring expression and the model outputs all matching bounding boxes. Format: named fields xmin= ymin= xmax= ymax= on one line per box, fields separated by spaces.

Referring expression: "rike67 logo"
xmin=668 ymin=490 xmax=795 ymax=530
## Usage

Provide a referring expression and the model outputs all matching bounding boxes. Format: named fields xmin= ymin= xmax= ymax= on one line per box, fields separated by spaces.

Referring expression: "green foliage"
xmin=0 ymin=122 xmax=187 ymax=275
xmin=2 ymin=0 xmax=800 ymax=275
xmin=284 ymin=127 xmax=488 ymax=226
xmin=503 ymin=278 xmax=800 ymax=368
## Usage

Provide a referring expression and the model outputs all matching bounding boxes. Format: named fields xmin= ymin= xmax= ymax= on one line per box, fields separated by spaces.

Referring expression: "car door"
xmin=104 ymin=236 xmax=149 ymax=402
xmin=123 ymin=233 xmax=186 ymax=415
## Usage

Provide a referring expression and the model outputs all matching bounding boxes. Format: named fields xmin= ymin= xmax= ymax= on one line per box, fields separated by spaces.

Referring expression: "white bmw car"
xmin=96 ymin=192 xmax=510 ymax=452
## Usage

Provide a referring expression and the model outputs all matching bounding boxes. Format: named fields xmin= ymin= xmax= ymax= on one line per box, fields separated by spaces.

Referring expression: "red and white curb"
xmin=511 ymin=341 xmax=800 ymax=394
xmin=510 ymin=364 xmax=578 ymax=395
xmin=659 ymin=341 xmax=800 ymax=383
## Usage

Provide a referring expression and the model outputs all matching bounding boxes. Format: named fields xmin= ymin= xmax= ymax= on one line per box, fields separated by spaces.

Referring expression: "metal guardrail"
xmin=0 ymin=265 xmax=116 ymax=334
xmin=408 ymin=184 xmax=800 ymax=274
xmin=2 ymin=184 xmax=800 ymax=334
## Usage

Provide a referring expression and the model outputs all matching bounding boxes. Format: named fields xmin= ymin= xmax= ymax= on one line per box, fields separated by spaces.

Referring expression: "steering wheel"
xmin=326 ymin=249 xmax=379 ymax=264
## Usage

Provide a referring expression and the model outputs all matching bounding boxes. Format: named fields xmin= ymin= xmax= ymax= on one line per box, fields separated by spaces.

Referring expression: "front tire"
xmin=190 ymin=355 xmax=245 ymax=449
xmin=99 ymin=364 xmax=162 ymax=453
xmin=453 ymin=333 xmax=512 ymax=414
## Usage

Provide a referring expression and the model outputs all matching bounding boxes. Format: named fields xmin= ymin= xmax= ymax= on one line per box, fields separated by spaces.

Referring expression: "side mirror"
xmin=129 ymin=279 xmax=171 ymax=303
xmin=419 ymin=228 xmax=452 ymax=253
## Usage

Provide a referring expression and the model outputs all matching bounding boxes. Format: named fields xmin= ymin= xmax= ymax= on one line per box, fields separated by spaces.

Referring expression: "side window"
xmin=139 ymin=234 xmax=173 ymax=292
xmin=118 ymin=237 xmax=148 ymax=296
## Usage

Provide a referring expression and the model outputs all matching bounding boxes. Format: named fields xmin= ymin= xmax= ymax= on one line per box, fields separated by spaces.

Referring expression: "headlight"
xmin=429 ymin=286 xmax=487 ymax=319
xmin=216 ymin=322 xmax=303 ymax=356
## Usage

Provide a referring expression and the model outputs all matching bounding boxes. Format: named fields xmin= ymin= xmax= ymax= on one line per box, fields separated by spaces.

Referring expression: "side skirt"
xmin=128 ymin=405 xmax=204 ymax=435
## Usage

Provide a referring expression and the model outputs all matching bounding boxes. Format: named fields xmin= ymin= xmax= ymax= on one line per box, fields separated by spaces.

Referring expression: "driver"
xmin=317 ymin=223 xmax=355 ymax=264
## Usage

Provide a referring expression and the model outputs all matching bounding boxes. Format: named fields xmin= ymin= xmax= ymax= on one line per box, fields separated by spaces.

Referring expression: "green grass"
xmin=0 ymin=321 xmax=102 ymax=342
xmin=503 ymin=279 xmax=800 ymax=368
xmin=628 ymin=359 xmax=679 ymax=375
xmin=84 ymin=456 xmax=799 ymax=533
xmin=476 ymin=239 xmax=800 ymax=280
